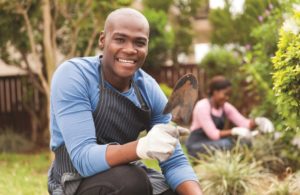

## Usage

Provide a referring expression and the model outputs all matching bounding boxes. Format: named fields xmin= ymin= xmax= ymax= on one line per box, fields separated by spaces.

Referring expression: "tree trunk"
xmin=43 ymin=0 xmax=56 ymax=81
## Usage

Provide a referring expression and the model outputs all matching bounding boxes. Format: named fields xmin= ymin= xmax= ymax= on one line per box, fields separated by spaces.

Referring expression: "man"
xmin=48 ymin=8 xmax=202 ymax=195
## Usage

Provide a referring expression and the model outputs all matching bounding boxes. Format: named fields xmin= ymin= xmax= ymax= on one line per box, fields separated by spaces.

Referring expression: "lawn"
xmin=0 ymin=151 xmax=161 ymax=195
xmin=0 ymin=152 xmax=50 ymax=195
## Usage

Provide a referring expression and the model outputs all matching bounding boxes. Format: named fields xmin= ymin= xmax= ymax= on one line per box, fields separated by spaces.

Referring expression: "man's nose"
xmin=123 ymin=42 xmax=138 ymax=54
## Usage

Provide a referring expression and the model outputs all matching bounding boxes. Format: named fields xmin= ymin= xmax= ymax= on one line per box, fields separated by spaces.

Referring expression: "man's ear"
xmin=98 ymin=31 xmax=105 ymax=49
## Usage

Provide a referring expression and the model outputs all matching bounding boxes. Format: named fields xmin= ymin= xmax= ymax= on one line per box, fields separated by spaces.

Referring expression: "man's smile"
xmin=116 ymin=58 xmax=137 ymax=64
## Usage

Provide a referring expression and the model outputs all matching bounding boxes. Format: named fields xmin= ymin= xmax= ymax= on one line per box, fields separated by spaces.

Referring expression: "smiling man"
xmin=48 ymin=8 xmax=202 ymax=195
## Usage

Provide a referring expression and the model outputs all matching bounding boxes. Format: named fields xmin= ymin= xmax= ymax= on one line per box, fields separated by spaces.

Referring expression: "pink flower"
xmin=265 ymin=10 xmax=270 ymax=16
xmin=245 ymin=44 xmax=251 ymax=50
xmin=268 ymin=3 xmax=273 ymax=10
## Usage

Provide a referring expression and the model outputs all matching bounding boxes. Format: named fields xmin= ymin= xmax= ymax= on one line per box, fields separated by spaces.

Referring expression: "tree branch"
xmin=20 ymin=52 xmax=46 ymax=94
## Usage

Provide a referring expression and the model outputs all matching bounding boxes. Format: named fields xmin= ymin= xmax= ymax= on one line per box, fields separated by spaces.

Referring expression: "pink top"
xmin=190 ymin=98 xmax=250 ymax=140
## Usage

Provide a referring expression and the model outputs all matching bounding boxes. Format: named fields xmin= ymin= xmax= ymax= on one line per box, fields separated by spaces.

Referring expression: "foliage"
xmin=250 ymin=133 xmax=300 ymax=174
xmin=209 ymin=0 xmax=279 ymax=46
xmin=143 ymin=9 xmax=175 ymax=68
xmin=242 ymin=1 xmax=294 ymax=120
xmin=142 ymin=0 xmax=173 ymax=12
xmin=159 ymin=83 xmax=173 ymax=98
xmin=200 ymin=46 xmax=242 ymax=77
xmin=0 ymin=0 xmax=132 ymax=144
xmin=208 ymin=0 xmax=298 ymax=127
xmin=0 ymin=128 xmax=34 ymax=153
xmin=170 ymin=0 xmax=205 ymax=64
xmin=0 ymin=152 xmax=50 ymax=195
xmin=272 ymin=9 xmax=300 ymax=130
xmin=266 ymin=171 xmax=300 ymax=195
xmin=194 ymin=145 xmax=273 ymax=195
xmin=250 ymin=134 xmax=286 ymax=174
xmin=143 ymin=0 xmax=206 ymax=66
xmin=193 ymin=135 xmax=300 ymax=194
xmin=199 ymin=46 xmax=255 ymax=115
xmin=206 ymin=0 xmax=284 ymax=119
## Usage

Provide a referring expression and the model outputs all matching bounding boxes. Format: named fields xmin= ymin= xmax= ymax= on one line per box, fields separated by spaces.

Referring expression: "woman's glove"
xmin=255 ymin=117 xmax=274 ymax=133
xmin=231 ymin=127 xmax=252 ymax=138
xmin=136 ymin=123 xmax=189 ymax=162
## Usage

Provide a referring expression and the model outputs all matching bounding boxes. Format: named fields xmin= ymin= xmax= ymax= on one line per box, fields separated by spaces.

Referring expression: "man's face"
xmin=99 ymin=14 xmax=149 ymax=81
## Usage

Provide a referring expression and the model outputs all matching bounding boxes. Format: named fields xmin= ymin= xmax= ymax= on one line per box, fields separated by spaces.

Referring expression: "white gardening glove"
xmin=136 ymin=123 xmax=189 ymax=162
xmin=255 ymin=117 xmax=274 ymax=133
xmin=231 ymin=127 xmax=252 ymax=138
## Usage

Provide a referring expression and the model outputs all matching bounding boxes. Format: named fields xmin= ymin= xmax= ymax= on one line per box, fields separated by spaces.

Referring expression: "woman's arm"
xmin=224 ymin=102 xmax=253 ymax=129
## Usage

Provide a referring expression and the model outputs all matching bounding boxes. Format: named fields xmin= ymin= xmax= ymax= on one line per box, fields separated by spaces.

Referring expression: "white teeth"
xmin=118 ymin=58 xmax=135 ymax=64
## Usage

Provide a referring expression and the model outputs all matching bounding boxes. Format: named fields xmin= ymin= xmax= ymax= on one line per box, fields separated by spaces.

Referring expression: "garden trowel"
xmin=163 ymin=73 xmax=198 ymax=125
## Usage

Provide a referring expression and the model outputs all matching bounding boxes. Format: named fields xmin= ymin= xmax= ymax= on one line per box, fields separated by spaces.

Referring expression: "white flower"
xmin=291 ymin=136 xmax=300 ymax=149
xmin=274 ymin=132 xmax=282 ymax=140
xmin=282 ymin=18 xmax=300 ymax=34
xmin=292 ymin=3 xmax=300 ymax=12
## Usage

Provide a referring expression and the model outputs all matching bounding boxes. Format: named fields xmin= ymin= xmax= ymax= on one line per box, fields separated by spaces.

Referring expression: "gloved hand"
xmin=231 ymin=127 xmax=252 ymax=138
xmin=136 ymin=123 xmax=189 ymax=162
xmin=255 ymin=117 xmax=274 ymax=133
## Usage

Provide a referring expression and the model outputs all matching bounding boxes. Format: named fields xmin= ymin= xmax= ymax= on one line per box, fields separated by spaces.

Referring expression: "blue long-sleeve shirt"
xmin=50 ymin=56 xmax=198 ymax=190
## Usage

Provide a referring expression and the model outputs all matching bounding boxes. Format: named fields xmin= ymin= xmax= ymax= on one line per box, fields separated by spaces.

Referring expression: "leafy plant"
xmin=272 ymin=9 xmax=300 ymax=130
xmin=143 ymin=8 xmax=175 ymax=68
xmin=200 ymin=46 xmax=242 ymax=77
xmin=194 ymin=145 xmax=272 ymax=195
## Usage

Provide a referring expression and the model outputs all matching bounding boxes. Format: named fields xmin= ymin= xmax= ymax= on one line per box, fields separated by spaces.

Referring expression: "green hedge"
xmin=272 ymin=10 xmax=300 ymax=130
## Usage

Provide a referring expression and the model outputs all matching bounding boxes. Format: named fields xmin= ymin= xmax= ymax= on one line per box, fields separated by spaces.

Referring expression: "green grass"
xmin=0 ymin=152 xmax=50 ymax=195
xmin=0 ymin=151 xmax=163 ymax=195
xmin=0 ymin=144 xmax=190 ymax=194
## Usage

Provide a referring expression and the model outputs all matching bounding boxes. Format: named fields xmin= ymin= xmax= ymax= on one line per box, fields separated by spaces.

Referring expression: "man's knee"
xmin=76 ymin=165 xmax=152 ymax=195
xmin=115 ymin=165 xmax=152 ymax=194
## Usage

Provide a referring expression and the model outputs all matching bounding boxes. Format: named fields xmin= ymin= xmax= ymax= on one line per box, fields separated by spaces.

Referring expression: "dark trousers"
xmin=75 ymin=164 xmax=177 ymax=195
xmin=186 ymin=130 xmax=252 ymax=158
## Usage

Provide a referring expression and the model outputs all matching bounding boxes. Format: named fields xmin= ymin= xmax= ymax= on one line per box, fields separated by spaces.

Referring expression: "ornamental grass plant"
xmin=193 ymin=140 xmax=274 ymax=195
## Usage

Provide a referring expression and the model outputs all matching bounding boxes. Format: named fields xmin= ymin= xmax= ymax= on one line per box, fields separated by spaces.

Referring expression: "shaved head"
xmin=98 ymin=8 xmax=150 ymax=91
xmin=104 ymin=8 xmax=149 ymax=36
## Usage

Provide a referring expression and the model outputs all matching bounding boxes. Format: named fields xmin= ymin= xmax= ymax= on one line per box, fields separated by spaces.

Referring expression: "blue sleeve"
xmin=138 ymin=74 xmax=171 ymax=126
xmin=159 ymin=143 xmax=199 ymax=190
xmin=51 ymin=61 xmax=110 ymax=177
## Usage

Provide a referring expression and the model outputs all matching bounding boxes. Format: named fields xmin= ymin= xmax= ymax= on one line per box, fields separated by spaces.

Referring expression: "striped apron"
xmin=48 ymin=62 xmax=169 ymax=195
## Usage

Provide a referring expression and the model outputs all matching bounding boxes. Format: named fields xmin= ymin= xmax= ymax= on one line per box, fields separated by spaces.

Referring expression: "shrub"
xmin=272 ymin=9 xmax=300 ymax=130
xmin=0 ymin=128 xmax=34 ymax=153
xmin=199 ymin=46 xmax=242 ymax=79
xmin=143 ymin=8 xmax=174 ymax=69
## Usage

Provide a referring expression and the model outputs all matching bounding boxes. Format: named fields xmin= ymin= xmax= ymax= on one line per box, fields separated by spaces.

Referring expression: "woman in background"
xmin=185 ymin=76 xmax=274 ymax=157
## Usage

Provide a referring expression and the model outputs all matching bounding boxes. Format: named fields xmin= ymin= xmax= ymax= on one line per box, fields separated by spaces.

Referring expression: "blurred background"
xmin=0 ymin=0 xmax=300 ymax=194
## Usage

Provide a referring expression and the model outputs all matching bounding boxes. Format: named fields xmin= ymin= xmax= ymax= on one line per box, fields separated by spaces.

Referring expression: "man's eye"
xmin=115 ymin=38 xmax=124 ymax=43
xmin=136 ymin=41 xmax=146 ymax=47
